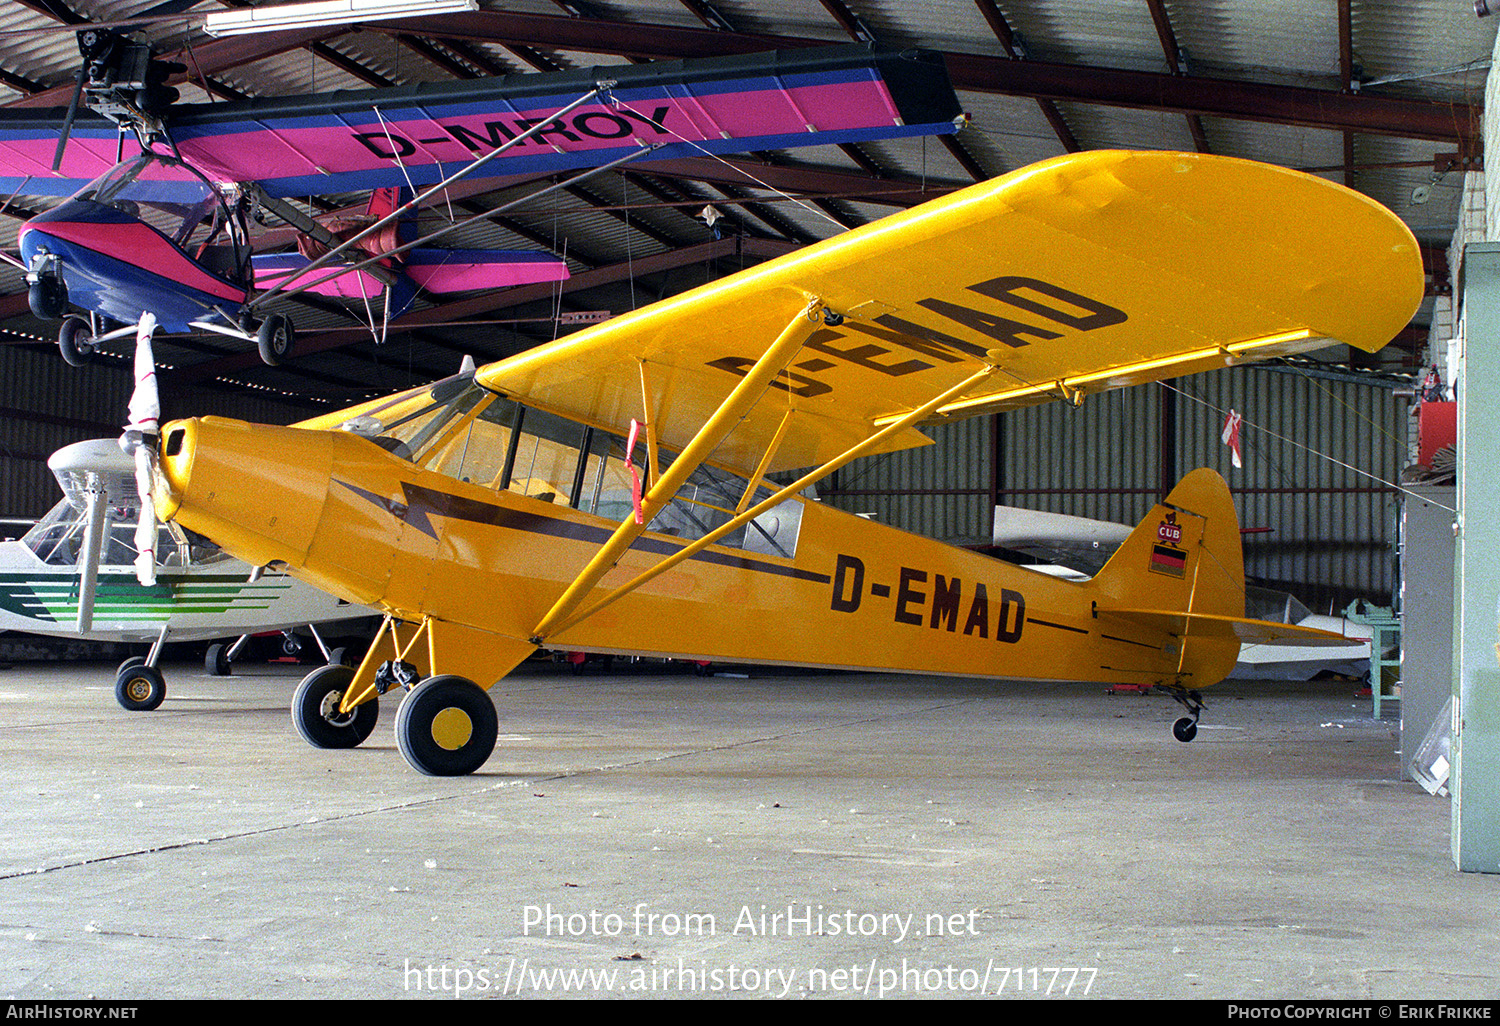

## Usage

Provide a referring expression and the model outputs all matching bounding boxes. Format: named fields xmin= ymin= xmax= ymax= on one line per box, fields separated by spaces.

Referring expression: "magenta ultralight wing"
xmin=0 ymin=46 xmax=963 ymax=200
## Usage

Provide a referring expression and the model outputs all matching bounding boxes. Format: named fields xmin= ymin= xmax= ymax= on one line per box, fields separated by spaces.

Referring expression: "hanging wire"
xmin=1156 ymin=376 xmax=1455 ymax=512
xmin=606 ymin=100 xmax=855 ymax=232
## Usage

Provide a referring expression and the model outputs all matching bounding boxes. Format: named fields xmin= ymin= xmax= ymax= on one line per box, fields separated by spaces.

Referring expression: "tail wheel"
xmin=395 ymin=675 xmax=498 ymax=777
xmin=1173 ymin=716 xmax=1199 ymax=743
xmin=256 ymin=314 xmax=293 ymax=366
xmin=116 ymin=664 xmax=166 ymax=712
xmin=293 ymin=664 xmax=378 ymax=749
xmin=58 ymin=316 xmax=95 ymax=367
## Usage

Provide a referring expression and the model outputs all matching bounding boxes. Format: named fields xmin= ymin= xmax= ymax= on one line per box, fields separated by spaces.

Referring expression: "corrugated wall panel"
xmin=821 ymin=366 xmax=1404 ymax=610
xmin=0 ymin=346 xmax=314 ymax=524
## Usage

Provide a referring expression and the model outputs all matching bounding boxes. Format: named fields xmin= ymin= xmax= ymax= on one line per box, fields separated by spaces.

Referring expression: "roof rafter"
xmin=363 ymin=10 xmax=1479 ymax=148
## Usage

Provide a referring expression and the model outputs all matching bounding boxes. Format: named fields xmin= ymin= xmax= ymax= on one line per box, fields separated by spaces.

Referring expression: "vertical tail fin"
xmin=1091 ymin=468 xmax=1246 ymax=685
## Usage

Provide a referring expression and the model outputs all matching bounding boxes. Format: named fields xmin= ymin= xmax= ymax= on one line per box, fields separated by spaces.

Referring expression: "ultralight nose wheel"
xmin=395 ymin=675 xmax=498 ymax=776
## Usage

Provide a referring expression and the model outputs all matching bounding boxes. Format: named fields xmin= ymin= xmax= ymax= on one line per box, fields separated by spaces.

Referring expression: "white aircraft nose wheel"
xmin=293 ymin=664 xmax=378 ymax=749
xmin=115 ymin=664 xmax=166 ymax=712
xmin=395 ymin=675 xmax=499 ymax=777
xmin=1172 ymin=716 xmax=1199 ymax=743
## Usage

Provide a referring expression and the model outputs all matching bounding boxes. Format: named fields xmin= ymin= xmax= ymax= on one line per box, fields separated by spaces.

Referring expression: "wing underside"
xmin=0 ymin=45 xmax=961 ymax=198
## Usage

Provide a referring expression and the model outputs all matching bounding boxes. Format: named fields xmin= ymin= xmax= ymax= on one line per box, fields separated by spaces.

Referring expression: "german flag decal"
xmin=1150 ymin=543 xmax=1187 ymax=578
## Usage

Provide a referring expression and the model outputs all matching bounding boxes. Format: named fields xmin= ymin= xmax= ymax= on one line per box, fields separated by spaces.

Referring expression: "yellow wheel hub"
xmin=430 ymin=707 xmax=473 ymax=751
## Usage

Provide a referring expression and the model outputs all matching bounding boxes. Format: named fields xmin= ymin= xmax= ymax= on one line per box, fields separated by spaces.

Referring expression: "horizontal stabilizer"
xmin=1096 ymin=607 xmax=1366 ymax=647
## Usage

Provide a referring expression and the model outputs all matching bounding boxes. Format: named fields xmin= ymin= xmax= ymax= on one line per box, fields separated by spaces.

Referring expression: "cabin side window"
xmin=352 ymin=379 xmax=801 ymax=559
xmin=506 ymin=407 xmax=587 ymax=507
xmin=421 ymin=395 xmax=518 ymax=488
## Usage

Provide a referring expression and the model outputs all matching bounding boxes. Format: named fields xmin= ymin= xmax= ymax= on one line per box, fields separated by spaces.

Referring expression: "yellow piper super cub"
xmin=148 ymin=151 xmax=1423 ymax=775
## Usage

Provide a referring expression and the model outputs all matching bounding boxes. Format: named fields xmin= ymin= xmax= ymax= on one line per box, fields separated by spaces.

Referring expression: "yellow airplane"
xmin=145 ymin=150 xmax=1423 ymax=775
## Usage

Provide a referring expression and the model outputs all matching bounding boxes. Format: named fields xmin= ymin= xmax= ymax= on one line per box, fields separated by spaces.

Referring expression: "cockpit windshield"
xmin=71 ymin=153 xmax=249 ymax=281
xmin=338 ymin=374 xmax=804 ymax=559
xmin=21 ymin=497 xmax=227 ymax=569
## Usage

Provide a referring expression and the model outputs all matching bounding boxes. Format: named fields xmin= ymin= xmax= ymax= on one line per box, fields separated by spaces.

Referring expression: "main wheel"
xmin=57 ymin=315 xmax=95 ymax=367
xmin=1173 ymin=716 xmax=1199 ymax=743
xmin=205 ymin=642 xmax=232 ymax=676
xmin=256 ymin=314 xmax=293 ymax=366
xmin=116 ymin=664 xmax=166 ymax=712
xmin=292 ymin=664 xmax=378 ymax=749
xmin=395 ymin=675 xmax=498 ymax=777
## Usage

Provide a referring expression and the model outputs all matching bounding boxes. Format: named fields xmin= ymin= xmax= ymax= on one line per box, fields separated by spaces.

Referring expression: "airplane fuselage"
xmin=19 ymin=201 xmax=248 ymax=332
xmin=155 ymin=407 xmax=1231 ymax=691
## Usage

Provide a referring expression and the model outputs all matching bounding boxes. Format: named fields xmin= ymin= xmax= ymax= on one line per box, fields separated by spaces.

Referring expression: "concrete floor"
xmin=0 ymin=656 xmax=1491 ymax=1001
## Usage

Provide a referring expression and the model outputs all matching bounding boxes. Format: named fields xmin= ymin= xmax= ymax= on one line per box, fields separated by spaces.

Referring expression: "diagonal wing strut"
xmin=529 ymin=345 xmax=1002 ymax=646
xmin=527 ymin=297 xmax=835 ymax=642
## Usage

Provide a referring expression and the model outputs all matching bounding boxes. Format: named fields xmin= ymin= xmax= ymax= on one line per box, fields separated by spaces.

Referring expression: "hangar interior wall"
xmin=0 ymin=346 xmax=312 ymax=528
xmin=819 ymin=365 xmax=1407 ymax=614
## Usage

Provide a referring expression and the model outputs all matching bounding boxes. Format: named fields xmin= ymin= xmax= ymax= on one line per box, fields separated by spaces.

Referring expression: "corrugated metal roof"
xmin=0 ymin=0 xmax=1487 ymax=405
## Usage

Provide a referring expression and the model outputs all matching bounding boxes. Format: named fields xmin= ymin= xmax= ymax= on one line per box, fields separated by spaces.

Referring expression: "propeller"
xmin=120 ymin=313 xmax=160 ymax=586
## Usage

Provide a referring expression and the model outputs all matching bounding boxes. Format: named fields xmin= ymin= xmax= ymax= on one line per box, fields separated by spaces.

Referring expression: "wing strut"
xmin=246 ymin=79 xmax=616 ymax=311
xmin=533 ymin=359 xmax=1002 ymax=645
xmin=528 ymin=298 xmax=833 ymax=642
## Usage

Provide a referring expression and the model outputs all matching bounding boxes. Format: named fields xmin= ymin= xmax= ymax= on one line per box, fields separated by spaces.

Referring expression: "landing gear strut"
xmin=115 ymin=624 xmax=171 ymax=711
xmin=1163 ymin=687 xmax=1205 ymax=743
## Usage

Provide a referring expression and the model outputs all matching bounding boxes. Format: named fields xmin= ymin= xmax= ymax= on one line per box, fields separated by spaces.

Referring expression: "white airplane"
xmin=0 ymin=438 xmax=375 ymax=710
xmin=990 ymin=503 xmax=1373 ymax=680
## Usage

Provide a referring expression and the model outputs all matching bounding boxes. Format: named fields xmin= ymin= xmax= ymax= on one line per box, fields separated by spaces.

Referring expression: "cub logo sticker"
xmin=1150 ymin=512 xmax=1187 ymax=578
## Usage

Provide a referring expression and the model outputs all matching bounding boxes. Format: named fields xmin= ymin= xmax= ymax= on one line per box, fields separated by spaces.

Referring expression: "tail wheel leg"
xmin=1164 ymin=687 xmax=1205 ymax=743
xmin=395 ymin=674 xmax=498 ymax=776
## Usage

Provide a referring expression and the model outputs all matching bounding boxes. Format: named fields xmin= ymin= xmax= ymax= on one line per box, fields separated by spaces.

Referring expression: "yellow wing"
xmin=311 ymin=151 xmax=1424 ymax=477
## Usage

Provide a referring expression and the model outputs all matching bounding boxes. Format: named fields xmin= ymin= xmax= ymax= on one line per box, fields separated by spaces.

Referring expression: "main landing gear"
xmin=290 ymin=616 xmax=526 ymax=776
xmin=114 ymin=625 xmax=172 ymax=711
xmin=291 ymin=659 xmax=500 ymax=776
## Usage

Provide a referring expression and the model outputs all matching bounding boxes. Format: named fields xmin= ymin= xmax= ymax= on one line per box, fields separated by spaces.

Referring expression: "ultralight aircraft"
xmin=134 ymin=148 xmax=1423 ymax=776
xmin=0 ymin=35 xmax=965 ymax=367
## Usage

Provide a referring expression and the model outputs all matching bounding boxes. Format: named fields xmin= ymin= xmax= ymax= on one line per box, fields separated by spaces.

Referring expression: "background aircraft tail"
xmin=1089 ymin=468 xmax=1247 ymax=688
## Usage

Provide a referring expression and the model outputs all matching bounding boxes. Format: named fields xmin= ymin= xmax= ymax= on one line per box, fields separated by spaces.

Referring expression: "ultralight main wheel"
xmin=395 ymin=675 xmax=498 ymax=777
xmin=293 ymin=664 xmax=378 ymax=749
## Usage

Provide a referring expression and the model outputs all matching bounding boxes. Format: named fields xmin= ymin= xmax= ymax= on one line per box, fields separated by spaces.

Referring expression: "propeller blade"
xmin=52 ymin=67 xmax=86 ymax=173
xmin=121 ymin=313 xmax=160 ymax=587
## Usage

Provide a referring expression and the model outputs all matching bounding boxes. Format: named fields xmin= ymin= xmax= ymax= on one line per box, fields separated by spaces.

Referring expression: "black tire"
xmin=395 ymin=675 xmax=498 ymax=777
xmin=256 ymin=314 xmax=293 ymax=366
xmin=116 ymin=664 xmax=166 ymax=712
xmin=327 ymin=646 xmax=353 ymax=668
xmin=28 ymin=276 xmax=67 ymax=320
xmin=1173 ymin=716 xmax=1199 ymax=743
xmin=205 ymin=642 xmax=231 ymax=676
xmin=292 ymin=664 xmax=378 ymax=749
xmin=57 ymin=316 xmax=94 ymax=367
